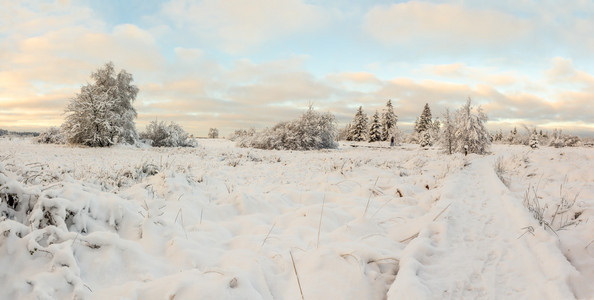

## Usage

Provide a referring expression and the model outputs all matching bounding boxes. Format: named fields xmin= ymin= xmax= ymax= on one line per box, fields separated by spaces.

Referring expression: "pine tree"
xmin=62 ymin=62 xmax=139 ymax=147
xmin=415 ymin=103 xmax=433 ymax=134
xmin=368 ymin=111 xmax=382 ymax=142
xmin=349 ymin=106 xmax=368 ymax=142
xmin=381 ymin=100 xmax=398 ymax=141
xmin=529 ymin=130 xmax=539 ymax=149
xmin=414 ymin=103 xmax=434 ymax=146
xmin=453 ymin=98 xmax=490 ymax=154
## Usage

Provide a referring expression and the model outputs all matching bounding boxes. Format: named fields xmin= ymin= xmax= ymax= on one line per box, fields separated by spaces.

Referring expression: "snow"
xmin=388 ymin=156 xmax=575 ymax=299
xmin=0 ymin=137 xmax=592 ymax=299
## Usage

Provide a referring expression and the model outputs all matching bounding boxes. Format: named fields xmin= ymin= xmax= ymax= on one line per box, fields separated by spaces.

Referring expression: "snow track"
xmin=388 ymin=156 xmax=577 ymax=299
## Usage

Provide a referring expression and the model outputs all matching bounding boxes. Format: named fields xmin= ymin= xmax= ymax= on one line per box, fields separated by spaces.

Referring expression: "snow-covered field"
xmin=0 ymin=138 xmax=592 ymax=299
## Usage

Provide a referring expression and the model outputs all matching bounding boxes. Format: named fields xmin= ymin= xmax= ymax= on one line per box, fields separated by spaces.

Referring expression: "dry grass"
xmin=290 ymin=250 xmax=305 ymax=300
xmin=522 ymin=184 xmax=558 ymax=237
xmin=317 ymin=194 xmax=326 ymax=249
xmin=261 ymin=222 xmax=276 ymax=248
xmin=363 ymin=177 xmax=381 ymax=217
xmin=494 ymin=156 xmax=510 ymax=188
xmin=400 ymin=203 xmax=451 ymax=243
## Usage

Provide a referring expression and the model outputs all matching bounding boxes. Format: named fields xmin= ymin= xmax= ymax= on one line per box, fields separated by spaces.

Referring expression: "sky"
xmin=1 ymin=0 xmax=593 ymax=137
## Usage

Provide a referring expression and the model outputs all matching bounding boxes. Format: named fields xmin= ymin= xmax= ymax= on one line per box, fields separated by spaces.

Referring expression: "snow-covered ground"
xmin=0 ymin=138 xmax=592 ymax=299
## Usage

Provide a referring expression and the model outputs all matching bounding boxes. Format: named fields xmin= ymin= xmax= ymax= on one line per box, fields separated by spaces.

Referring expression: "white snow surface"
xmin=0 ymin=138 xmax=592 ymax=299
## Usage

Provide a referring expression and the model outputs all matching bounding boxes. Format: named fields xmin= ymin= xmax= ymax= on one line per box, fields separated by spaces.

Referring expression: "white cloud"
xmin=159 ymin=0 xmax=330 ymax=53
xmin=364 ymin=2 xmax=532 ymax=49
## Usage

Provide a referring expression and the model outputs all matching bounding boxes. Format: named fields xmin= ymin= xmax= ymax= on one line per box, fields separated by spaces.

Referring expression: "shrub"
xmin=140 ymin=120 xmax=195 ymax=147
xmin=36 ymin=127 xmax=65 ymax=144
xmin=208 ymin=128 xmax=219 ymax=139
xmin=239 ymin=107 xmax=338 ymax=150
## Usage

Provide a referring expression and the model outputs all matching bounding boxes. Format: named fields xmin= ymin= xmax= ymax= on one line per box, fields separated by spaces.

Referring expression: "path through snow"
xmin=388 ymin=155 xmax=577 ymax=299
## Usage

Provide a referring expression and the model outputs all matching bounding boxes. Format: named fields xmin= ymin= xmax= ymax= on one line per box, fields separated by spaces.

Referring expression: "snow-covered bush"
xmin=548 ymin=129 xmax=581 ymax=148
xmin=563 ymin=135 xmax=581 ymax=147
xmin=140 ymin=120 xmax=195 ymax=147
xmin=239 ymin=107 xmax=337 ymax=150
xmin=453 ymin=98 xmax=490 ymax=154
xmin=36 ymin=127 xmax=65 ymax=144
xmin=229 ymin=128 xmax=255 ymax=145
xmin=208 ymin=128 xmax=219 ymax=139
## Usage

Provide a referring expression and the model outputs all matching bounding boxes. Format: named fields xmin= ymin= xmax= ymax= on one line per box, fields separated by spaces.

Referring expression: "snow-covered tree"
xmin=368 ymin=111 xmax=382 ymax=142
xmin=208 ymin=128 xmax=219 ymax=139
xmin=239 ymin=106 xmax=337 ymax=150
xmin=419 ymin=130 xmax=432 ymax=147
xmin=381 ymin=100 xmax=398 ymax=141
xmin=414 ymin=103 xmax=433 ymax=134
xmin=432 ymin=118 xmax=441 ymax=140
xmin=414 ymin=103 xmax=435 ymax=146
xmin=453 ymin=98 xmax=490 ymax=154
xmin=62 ymin=62 xmax=139 ymax=147
xmin=350 ymin=106 xmax=368 ymax=142
xmin=140 ymin=120 xmax=194 ymax=147
xmin=439 ymin=108 xmax=455 ymax=154
xmin=493 ymin=129 xmax=504 ymax=142
xmin=529 ymin=130 xmax=539 ymax=148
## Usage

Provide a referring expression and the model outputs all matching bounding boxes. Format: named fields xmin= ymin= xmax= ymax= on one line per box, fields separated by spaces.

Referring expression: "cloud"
xmin=0 ymin=0 xmax=102 ymax=35
xmin=229 ymin=72 xmax=335 ymax=105
xmin=160 ymin=0 xmax=330 ymax=53
xmin=546 ymin=57 xmax=594 ymax=86
xmin=174 ymin=47 xmax=203 ymax=61
xmin=364 ymin=2 xmax=532 ymax=51
xmin=418 ymin=63 xmax=525 ymax=87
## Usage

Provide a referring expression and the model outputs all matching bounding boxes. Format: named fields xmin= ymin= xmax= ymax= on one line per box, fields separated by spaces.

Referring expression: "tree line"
xmin=340 ymin=99 xmax=490 ymax=154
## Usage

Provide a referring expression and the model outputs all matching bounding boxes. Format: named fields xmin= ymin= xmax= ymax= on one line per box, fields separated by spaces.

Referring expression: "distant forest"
xmin=0 ymin=129 xmax=39 ymax=137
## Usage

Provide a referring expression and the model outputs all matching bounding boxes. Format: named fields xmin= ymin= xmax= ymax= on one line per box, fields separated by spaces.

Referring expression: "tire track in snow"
xmin=387 ymin=156 xmax=577 ymax=299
